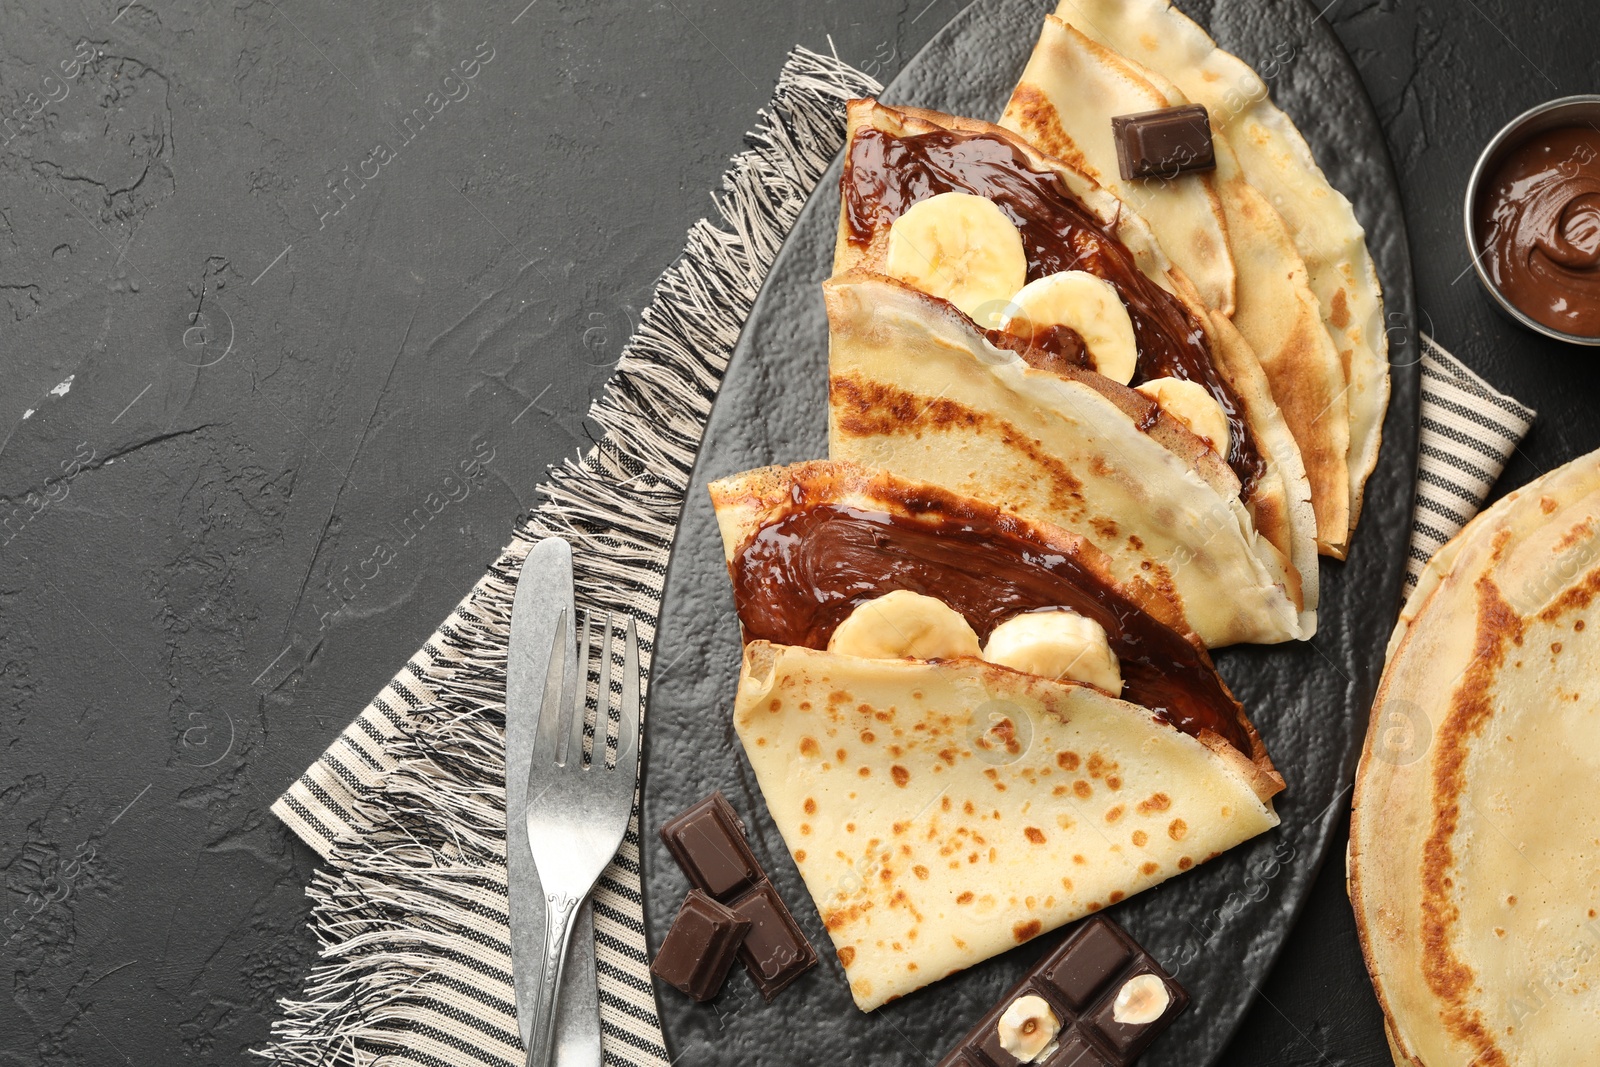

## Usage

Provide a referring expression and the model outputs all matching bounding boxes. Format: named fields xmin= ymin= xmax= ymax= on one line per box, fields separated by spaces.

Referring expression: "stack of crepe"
xmin=1350 ymin=448 xmax=1600 ymax=1066
xmin=702 ymin=0 xmax=1388 ymax=1011
xmin=1003 ymin=0 xmax=1388 ymax=560
xmin=830 ymin=99 xmax=1317 ymax=646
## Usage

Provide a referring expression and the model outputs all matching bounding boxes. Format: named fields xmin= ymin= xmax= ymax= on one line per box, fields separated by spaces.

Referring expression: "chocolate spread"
xmin=1477 ymin=125 xmax=1600 ymax=337
xmin=843 ymin=124 xmax=1263 ymax=493
xmin=730 ymin=499 xmax=1252 ymax=754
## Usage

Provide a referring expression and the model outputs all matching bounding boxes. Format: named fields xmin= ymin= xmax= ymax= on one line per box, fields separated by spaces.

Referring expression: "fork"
xmin=523 ymin=608 xmax=641 ymax=1067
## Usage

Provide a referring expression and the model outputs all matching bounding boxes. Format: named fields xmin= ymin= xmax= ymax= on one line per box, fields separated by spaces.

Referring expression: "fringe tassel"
xmin=260 ymin=47 xmax=880 ymax=1067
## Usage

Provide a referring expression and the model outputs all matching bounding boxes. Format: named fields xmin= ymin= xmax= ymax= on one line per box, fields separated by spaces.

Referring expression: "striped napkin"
xmin=258 ymin=52 xmax=1537 ymax=1067
xmin=1405 ymin=335 xmax=1537 ymax=593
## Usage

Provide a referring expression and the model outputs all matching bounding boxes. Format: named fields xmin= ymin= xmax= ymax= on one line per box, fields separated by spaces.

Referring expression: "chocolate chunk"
xmin=660 ymin=792 xmax=818 ymax=1000
xmin=1043 ymin=920 xmax=1131 ymax=1009
xmin=660 ymin=792 xmax=761 ymax=902
xmin=1110 ymin=105 xmax=1215 ymax=181
xmin=727 ymin=881 xmax=817 ymax=1000
xmin=935 ymin=916 xmax=1187 ymax=1067
xmin=650 ymin=890 xmax=751 ymax=1002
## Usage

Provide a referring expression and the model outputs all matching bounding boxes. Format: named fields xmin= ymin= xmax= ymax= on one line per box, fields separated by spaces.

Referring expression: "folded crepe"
xmin=1002 ymin=16 xmax=1354 ymax=557
xmin=1002 ymin=25 xmax=1236 ymax=320
xmin=830 ymin=100 xmax=1317 ymax=645
xmin=1350 ymin=449 xmax=1600 ymax=1067
xmin=1047 ymin=0 xmax=1389 ymax=549
xmin=710 ymin=461 xmax=1282 ymax=1010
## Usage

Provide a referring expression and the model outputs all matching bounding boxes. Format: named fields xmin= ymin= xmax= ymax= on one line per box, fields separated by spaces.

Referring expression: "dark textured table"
xmin=0 ymin=1 xmax=1593 ymax=1063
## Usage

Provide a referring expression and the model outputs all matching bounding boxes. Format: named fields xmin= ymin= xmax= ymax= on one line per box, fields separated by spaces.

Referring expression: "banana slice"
xmin=828 ymin=590 xmax=981 ymax=661
xmin=982 ymin=609 xmax=1122 ymax=695
xmin=998 ymin=270 xmax=1139 ymax=385
xmin=1135 ymin=377 xmax=1231 ymax=456
xmin=884 ymin=192 xmax=1027 ymax=328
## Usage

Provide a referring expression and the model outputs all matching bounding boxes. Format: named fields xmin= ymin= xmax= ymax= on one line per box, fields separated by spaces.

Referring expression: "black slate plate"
xmin=642 ymin=0 xmax=1419 ymax=1063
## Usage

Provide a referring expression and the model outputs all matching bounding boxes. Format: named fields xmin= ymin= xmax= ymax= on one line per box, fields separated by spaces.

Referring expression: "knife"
xmin=506 ymin=536 xmax=602 ymax=1067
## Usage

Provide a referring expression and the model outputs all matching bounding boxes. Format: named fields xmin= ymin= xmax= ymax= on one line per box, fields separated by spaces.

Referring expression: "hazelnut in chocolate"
xmin=936 ymin=916 xmax=1188 ymax=1067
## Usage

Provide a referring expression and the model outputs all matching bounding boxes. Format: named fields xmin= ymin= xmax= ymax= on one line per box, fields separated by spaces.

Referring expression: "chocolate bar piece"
xmin=660 ymin=792 xmax=761 ymax=903
xmin=1110 ymin=105 xmax=1215 ymax=181
xmin=935 ymin=916 xmax=1188 ymax=1067
xmin=727 ymin=880 xmax=818 ymax=1001
xmin=650 ymin=890 xmax=751 ymax=1002
xmin=659 ymin=792 xmax=818 ymax=999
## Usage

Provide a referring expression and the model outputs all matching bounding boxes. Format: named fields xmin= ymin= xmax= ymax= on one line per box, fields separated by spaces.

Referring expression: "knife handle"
xmin=526 ymin=889 xmax=584 ymax=1067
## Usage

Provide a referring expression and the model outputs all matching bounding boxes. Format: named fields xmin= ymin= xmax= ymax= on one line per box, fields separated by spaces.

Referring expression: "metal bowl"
xmin=1463 ymin=94 xmax=1600 ymax=346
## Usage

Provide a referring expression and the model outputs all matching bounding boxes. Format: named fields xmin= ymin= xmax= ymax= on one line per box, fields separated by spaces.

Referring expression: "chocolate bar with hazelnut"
xmin=935 ymin=916 xmax=1188 ymax=1067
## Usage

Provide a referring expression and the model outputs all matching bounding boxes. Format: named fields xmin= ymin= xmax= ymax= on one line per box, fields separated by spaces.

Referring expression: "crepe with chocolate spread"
xmin=1001 ymin=16 xmax=1354 ymax=558
xmin=1350 ymin=449 xmax=1600 ymax=1067
xmin=710 ymin=461 xmax=1282 ymax=1010
xmin=1047 ymin=0 xmax=1389 ymax=551
xmin=829 ymin=100 xmax=1317 ymax=646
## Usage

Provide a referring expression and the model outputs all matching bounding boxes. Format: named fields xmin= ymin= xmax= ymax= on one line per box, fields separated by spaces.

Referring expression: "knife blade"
xmin=506 ymin=536 xmax=601 ymax=1067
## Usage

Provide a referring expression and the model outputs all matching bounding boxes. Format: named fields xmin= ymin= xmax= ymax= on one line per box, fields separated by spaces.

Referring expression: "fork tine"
xmin=616 ymin=615 xmax=640 ymax=768
xmin=592 ymin=611 xmax=614 ymax=766
xmin=561 ymin=610 xmax=591 ymax=768
xmin=572 ymin=610 xmax=600 ymax=767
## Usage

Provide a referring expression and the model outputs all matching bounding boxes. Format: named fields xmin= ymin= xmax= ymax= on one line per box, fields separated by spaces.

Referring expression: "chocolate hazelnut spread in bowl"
xmin=1467 ymin=95 xmax=1600 ymax=344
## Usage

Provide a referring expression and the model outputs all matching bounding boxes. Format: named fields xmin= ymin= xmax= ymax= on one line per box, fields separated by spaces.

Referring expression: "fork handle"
xmin=525 ymin=889 xmax=584 ymax=1067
